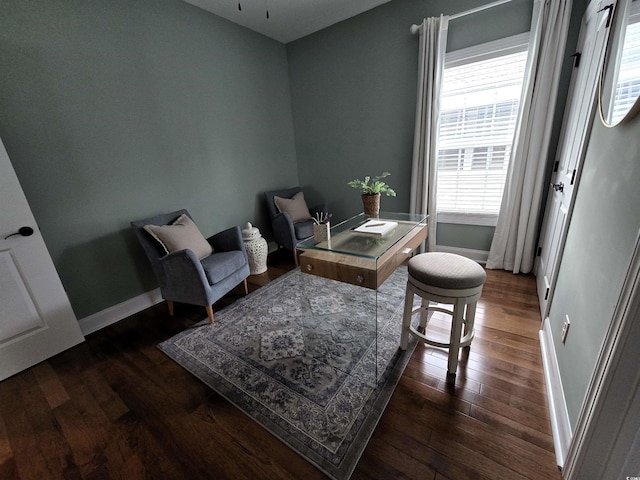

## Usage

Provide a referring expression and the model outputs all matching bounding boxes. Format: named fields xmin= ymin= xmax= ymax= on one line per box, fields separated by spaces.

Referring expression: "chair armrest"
xmin=208 ymin=225 xmax=245 ymax=254
xmin=159 ymin=250 xmax=210 ymax=298
xmin=272 ymin=212 xmax=297 ymax=251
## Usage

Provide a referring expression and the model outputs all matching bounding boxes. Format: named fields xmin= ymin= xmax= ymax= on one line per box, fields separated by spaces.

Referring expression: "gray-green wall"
xmin=1 ymin=0 xmax=545 ymax=321
xmin=286 ymin=0 xmax=535 ymax=252
xmin=0 ymin=0 xmax=625 ymax=444
xmin=0 ymin=0 xmax=298 ymax=318
xmin=548 ymin=114 xmax=640 ymax=428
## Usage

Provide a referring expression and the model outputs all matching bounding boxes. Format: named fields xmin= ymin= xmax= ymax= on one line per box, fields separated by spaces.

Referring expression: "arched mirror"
xmin=599 ymin=0 xmax=640 ymax=126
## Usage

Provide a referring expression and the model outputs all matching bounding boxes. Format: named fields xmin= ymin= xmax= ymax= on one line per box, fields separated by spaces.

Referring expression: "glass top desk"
xmin=297 ymin=212 xmax=428 ymax=289
xmin=296 ymin=212 xmax=427 ymax=385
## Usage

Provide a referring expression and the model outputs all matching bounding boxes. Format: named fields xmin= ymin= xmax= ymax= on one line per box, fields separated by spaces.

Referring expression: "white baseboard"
xmin=539 ymin=317 xmax=572 ymax=468
xmin=78 ymin=288 xmax=163 ymax=336
xmin=80 ymin=242 xmax=281 ymax=336
xmin=436 ymin=245 xmax=489 ymax=264
xmin=77 ymin=244 xmax=482 ymax=336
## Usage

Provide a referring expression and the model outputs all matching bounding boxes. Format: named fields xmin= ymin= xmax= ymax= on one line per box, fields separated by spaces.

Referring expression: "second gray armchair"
xmin=264 ymin=187 xmax=327 ymax=265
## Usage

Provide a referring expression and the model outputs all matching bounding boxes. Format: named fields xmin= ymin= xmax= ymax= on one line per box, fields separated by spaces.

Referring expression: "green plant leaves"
xmin=347 ymin=172 xmax=396 ymax=196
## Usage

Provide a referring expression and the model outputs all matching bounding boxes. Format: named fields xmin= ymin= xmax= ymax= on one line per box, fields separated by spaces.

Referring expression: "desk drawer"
xmin=299 ymin=254 xmax=377 ymax=289
xmin=298 ymin=222 xmax=427 ymax=290
xmin=376 ymin=224 xmax=427 ymax=287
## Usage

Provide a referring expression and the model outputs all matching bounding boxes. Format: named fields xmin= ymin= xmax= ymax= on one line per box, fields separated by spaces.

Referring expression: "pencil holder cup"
xmin=313 ymin=222 xmax=330 ymax=243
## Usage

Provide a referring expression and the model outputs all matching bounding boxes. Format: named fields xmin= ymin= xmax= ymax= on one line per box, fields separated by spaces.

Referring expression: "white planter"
xmin=242 ymin=222 xmax=268 ymax=274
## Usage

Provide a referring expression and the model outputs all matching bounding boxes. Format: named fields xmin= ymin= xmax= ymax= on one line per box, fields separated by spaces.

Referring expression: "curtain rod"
xmin=410 ymin=0 xmax=514 ymax=34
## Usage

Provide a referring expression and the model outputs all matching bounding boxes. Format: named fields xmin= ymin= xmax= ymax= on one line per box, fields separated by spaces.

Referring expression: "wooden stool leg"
xmin=243 ymin=278 xmax=249 ymax=295
xmin=400 ymin=285 xmax=414 ymax=350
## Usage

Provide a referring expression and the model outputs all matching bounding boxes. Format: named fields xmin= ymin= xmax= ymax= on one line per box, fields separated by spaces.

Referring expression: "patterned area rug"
xmin=158 ymin=267 xmax=419 ymax=480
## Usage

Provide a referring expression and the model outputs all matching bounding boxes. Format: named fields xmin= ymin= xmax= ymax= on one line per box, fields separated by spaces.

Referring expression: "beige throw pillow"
xmin=144 ymin=214 xmax=213 ymax=259
xmin=274 ymin=192 xmax=312 ymax=223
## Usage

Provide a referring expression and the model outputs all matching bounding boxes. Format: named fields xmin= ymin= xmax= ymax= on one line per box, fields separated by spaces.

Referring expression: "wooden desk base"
xmin=298 ymin=223 xmax=427 ymax=289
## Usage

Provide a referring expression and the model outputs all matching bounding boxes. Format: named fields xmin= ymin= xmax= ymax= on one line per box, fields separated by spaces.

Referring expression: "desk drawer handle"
xmin=306 ymin=264 xmax=313 ymax=272
xmin=356 ymin=274 xmax=364 ymax=283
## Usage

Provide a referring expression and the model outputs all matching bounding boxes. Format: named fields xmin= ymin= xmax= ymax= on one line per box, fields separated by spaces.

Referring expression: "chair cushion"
xmin=408 ymin=252 xmax=486 ymax=290
xmin=201 ymin=250 xmax=247 ymax=285
xmin=274 ymin=191 xmax=312 ymax=222
xmin=293 ymin=219 xmax=314 ymax=240
xmin=144 ymin=214 xmax=213 ymax=260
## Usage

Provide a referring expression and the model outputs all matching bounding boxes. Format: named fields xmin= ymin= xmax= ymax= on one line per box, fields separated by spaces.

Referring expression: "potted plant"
xmin=347 ymin=172 xmax=397 ymax=217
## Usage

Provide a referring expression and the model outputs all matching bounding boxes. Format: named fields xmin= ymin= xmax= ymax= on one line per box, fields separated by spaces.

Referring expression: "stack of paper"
xmin=353 ymin=220 xmax=398 ymax=236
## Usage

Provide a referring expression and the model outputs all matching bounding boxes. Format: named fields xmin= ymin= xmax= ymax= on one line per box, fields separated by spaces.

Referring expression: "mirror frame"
xmin=599 ymin=0 xmax=640 ymax=127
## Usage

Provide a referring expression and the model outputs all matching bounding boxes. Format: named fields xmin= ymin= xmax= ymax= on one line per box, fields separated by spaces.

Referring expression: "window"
xmin=436 ymin=34 xmax=529 ymax=225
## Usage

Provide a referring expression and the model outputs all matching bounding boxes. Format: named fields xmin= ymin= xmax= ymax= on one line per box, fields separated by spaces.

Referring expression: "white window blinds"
xmin=436 ymin=37 xmax=528 ymax=223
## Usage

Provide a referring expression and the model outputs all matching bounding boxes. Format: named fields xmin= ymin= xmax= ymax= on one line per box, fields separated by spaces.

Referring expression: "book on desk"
xmin=352 ymin=219 xmax=398 ymax=236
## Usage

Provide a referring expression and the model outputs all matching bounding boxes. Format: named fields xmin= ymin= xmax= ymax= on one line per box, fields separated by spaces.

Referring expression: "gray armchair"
xmin=264 ymin=187 xmax=327 ymax=265
xmin=131 ymin=209 xmax=250 ymax=323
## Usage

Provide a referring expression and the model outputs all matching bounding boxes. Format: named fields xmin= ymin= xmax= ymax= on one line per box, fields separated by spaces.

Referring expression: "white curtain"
xmin=486 ymin=0 xmax=573 ymax=273
xmin=410 ymin=16 xmax=449 ymax=253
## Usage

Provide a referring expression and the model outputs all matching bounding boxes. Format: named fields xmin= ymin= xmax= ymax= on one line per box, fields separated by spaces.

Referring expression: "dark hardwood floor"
xmin=0 ymin=250 xmax=561 ymax=479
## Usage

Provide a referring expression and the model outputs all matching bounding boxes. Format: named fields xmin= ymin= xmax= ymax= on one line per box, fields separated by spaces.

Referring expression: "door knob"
xmin=4 ymin=226 xmax=34 ymax=239
xmin=552 ymin=182 xmax=564 ymax=192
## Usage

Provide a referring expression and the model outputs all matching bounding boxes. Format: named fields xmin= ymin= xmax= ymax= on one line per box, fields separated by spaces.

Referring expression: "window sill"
xmin=437 ymin=212 xmax=498 ymax=227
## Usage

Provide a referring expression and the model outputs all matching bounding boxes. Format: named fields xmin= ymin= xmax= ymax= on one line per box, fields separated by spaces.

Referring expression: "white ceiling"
xmin=183 ymin=0 xmax=392 ymax=43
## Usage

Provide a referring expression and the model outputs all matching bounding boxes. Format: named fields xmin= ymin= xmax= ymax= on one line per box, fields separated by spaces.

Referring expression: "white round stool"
xmin=400 ymin=252 xmax=486 ymax=380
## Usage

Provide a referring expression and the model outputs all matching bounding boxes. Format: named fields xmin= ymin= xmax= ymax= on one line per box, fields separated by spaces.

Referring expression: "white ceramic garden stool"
xmin=400 ymin=252 xmax=486 ymax=380
xmin=242 ymin=222 xmax=268 ymax=275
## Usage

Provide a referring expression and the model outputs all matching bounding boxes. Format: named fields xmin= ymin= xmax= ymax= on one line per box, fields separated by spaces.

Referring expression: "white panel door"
xmin=0 ymin=137 xmax=84 ymax=380
xmin=535 ymin=0 xmax=610 ymax=319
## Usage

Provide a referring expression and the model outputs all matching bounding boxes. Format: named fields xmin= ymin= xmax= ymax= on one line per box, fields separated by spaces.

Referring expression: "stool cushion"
xmin=408 ymin=252 xmax=486 ymax=290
